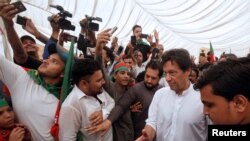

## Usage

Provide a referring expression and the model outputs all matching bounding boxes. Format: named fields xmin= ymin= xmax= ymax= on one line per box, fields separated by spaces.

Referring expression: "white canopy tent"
xmin=1 ymin=0 xmax=250 ymax=60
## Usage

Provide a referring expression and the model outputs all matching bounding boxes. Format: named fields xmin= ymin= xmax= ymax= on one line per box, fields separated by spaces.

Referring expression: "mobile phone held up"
xmin=140 ymin=34 xmax=148 ymax=38
xmin=109 ymin=26 xmax=118 ymax=35
xmin=11 ymin=1 xmax=26 ymax=13
xmin=16 ymin=15 xmax=27 ymax=26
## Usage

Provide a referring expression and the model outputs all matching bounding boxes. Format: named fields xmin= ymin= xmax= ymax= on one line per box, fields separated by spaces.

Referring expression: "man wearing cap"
xmin=0 ymin=35 xmax=67 ymax=141
xmin=0 ymin=4 xmax=42 ymax=70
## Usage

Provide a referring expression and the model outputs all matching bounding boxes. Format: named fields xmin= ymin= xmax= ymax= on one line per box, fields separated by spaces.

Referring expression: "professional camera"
xmin=80 ymin=15 xmax=102 ymax=31
xmin=77 ymin=15 xmax=102 ymax=57
xmin=48 ymin=5 xmax=75 ymax=31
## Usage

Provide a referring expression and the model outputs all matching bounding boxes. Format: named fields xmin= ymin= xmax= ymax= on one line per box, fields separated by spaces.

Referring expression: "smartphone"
xmin=109 ymin=26 xmax=118 ymax=35
xmin=131 ymin=36 xmax=136 ymax=46
xmin=116 ymin=46 xmax=124 ymax=56
xmin=11 ymin=1 xmax=26 ymax=13
xmin=140 ymin=34 xmax=148 ymax=38
xmin=16 ymin=15 xmax=27 ymax=26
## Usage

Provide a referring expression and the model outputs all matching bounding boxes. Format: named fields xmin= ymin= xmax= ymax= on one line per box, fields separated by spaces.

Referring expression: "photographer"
xmin=77 ymin=18 xmax=97 ymax=58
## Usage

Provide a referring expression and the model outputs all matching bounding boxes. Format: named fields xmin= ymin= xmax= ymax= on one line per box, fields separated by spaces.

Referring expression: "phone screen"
xmin=16 ymin=15 xmax=27 ymax=26
xmin=12 ymin=1 xmax=26 ymax=13
xmin=140 ymin=34 xmax=148 ymax=38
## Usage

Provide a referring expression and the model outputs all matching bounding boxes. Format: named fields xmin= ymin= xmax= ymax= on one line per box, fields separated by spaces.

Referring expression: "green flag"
xmin=50 ymin=39 xmax=75 ymax=141
xmin=209 ymin=41 xmax=215 ymax=62
xmin=60 ymin=39 xmax=75 ymax=105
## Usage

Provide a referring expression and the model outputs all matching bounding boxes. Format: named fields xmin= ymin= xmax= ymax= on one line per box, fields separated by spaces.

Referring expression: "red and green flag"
xmin=209 ymin=41 xmax=215 ymax=62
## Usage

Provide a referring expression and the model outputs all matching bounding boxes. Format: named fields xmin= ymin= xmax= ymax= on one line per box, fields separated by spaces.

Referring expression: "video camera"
xmin=48 ymin=5 xmax=75 ymax=31
xmin=80 ymin=15 xmax=102 ymax=31
xmin=77 ymin=15 xmax=102 ymax=57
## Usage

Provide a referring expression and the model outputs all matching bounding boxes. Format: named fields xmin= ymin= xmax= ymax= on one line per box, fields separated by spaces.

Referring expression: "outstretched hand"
xmin=96 ymin=28 xmax=112 ymax=54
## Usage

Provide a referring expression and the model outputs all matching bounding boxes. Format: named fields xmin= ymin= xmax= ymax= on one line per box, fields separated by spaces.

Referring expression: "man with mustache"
xmin=86 ymin=60 xmax=163 ymax=140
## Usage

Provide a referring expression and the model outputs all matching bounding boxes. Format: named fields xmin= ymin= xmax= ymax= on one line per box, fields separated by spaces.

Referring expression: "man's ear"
xmin=233 ymin=95 xmax=248 ymax=112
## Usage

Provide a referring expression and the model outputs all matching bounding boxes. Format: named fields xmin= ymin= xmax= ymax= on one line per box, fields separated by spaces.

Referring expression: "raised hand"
xmin=0 ymin=3 xmax=17 ymax=26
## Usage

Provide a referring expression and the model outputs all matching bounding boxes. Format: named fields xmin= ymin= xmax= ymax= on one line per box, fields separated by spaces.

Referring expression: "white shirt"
xmin=0 ymin=55 xmax=58 ymax=141
xmin=59 ymin=85 xmax=115 ymax=141
xmin=146 ymin=84 xmax=207 ymax=141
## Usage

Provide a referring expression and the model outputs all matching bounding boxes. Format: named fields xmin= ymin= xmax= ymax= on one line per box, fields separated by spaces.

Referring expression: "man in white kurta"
xmin=146 ymin=84 xmax=207 ymax=141
xmin=136 ymin=48 xmax=208 ymax=141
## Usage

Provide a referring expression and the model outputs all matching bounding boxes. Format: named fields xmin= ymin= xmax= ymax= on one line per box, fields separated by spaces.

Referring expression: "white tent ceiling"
xmin=2 ymin=0 xmax=250 ymax=59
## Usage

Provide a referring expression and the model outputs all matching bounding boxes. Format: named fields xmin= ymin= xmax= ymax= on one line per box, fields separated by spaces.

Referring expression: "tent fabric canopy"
xmin=1 ymin=0 xmax=250 ymax=58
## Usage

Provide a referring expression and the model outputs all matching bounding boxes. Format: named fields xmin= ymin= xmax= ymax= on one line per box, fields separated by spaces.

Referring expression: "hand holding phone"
xmin=11 ymin=1 xmax=26 ymax=13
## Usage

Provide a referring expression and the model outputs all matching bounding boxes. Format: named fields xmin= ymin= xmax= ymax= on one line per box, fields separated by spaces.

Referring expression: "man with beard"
xmin=59 ymin=59 xmax=115 ymax=141
xmin=85 ymin=60 xmax=163 ymax=140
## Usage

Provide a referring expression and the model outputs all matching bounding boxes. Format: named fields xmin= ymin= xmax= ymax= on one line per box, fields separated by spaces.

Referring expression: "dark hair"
xmin=146 ymin=61 xmax=163 ymax=78
xmin=132 ymin=25 xmax=142 ymax=32
xmin=136 ymin=71 xmax=145 ymax=83
xmin=72 ymin=59 xmax=101 ymax=85
xmin=191 ymin=63 xmax=199 ymax=78
xmin=20 ymin=35 xmax=36 ymax=44
xmin=103 ymin=46 xmax=115 ymax=64
xmin=220 ymin=53 xmax=237 ymax=61
xmin=199 ymin=62 xmax=212 ymax=71
xmin=194 ymin=57 xmax=250 ymax=101
xmin=161 ymin=48 xmax=192 ymax=72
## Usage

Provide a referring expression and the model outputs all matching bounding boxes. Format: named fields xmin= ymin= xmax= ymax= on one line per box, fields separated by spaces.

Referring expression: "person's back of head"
xmin=195 ymin=57 xmax=250 ymax=101
xmin=219 ymin=53 xmax=237 ymax=62
xmin=136 ymin=71 xmax=145 ymax=83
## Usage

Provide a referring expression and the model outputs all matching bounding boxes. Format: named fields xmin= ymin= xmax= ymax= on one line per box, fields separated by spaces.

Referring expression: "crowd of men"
xmin=0 ymin=2 xmax=250 ymax=141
